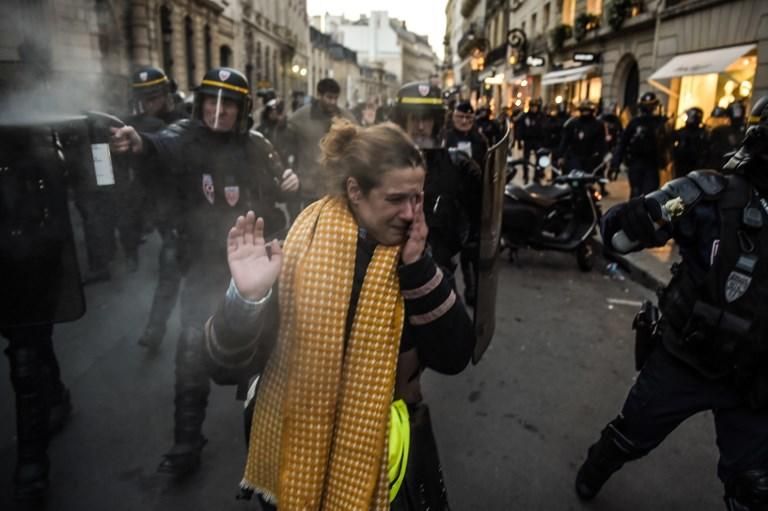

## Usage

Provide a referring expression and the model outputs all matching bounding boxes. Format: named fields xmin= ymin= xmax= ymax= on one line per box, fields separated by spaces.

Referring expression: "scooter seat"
xmin=509 ymin=183 xmax=571 ymax=208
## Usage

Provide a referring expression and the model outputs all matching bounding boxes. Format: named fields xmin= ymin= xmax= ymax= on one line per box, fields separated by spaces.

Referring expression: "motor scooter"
xmin=502 ymin=153 xmax=606 ymax=271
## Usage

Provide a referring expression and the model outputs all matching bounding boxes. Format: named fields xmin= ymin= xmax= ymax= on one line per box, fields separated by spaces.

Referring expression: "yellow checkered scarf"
xmin=243 ymin=196 xmax=405 ymax=510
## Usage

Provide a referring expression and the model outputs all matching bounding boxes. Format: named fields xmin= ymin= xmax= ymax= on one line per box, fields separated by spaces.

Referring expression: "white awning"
xmin=649 ymin=44 xmax=756 ymax=80
xmin=541 ymin=65 xmax=596 ymax=86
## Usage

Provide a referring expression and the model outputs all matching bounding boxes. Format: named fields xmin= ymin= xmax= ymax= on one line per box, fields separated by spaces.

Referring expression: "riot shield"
xmin=0 ymin=116 xmax=89 ymax=328
xmin=472 ymin=120 xmax=510 ymax=364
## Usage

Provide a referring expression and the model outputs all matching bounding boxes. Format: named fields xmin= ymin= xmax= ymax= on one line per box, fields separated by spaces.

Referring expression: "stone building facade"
xmin=0 ymin=0 xmax=311 ymax=113
xmin=475 ymin=0 xmax=768 ymax=121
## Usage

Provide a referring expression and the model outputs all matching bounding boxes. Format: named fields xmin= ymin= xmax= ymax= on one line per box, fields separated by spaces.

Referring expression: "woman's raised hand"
xmin=226 ymin=211 xmax=282 ymax=300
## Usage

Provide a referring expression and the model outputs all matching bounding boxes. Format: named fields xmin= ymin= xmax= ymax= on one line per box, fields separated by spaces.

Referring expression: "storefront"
xmin=541 ymin=64 xmax=601 ymax=110
xmin=648 ymin=43 xmax=757 ymax=128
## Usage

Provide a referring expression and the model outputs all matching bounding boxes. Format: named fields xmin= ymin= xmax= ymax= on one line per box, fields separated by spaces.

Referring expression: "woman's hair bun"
xmin=320 ymin=118 xmax=358 ymax=166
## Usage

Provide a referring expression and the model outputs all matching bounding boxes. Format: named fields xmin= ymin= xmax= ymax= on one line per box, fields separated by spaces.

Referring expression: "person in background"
xmin=672 ymin=106 xmax=709 ymax=178
xmin=609 ymin=92 xmax=671 ymax=197
xmin=282 ymin=78 xmax=357 ymax=217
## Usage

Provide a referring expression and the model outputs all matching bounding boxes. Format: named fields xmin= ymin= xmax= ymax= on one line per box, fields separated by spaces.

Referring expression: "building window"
xmin=160 ymin=6 xmax=173 ymax=79
xmin=531 ymin=13 xmax=537 ymax=36
xmin=562 ymin=0 xmax=575 ymax=26
xmin=204 ymin=24 xmax=212 ymax=70
xmin=543 ymin=3 xmax=550 ymax=30
xmin=273 ymin=47 xmax=279 ymax=89
xmin=220 ymin=45 xmax=232 ymax=67
xmin=256 ymin=42 xmax=262 ymax=82
xmin=265 ymin=47 xmax=271 ymax=83
xmin=586 ymin=0 xmax=603 ymax=15
xmin=185 ymin=16 xmax=195 ymax=88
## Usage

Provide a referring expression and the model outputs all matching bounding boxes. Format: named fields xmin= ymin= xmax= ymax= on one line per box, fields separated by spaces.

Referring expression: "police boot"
xmin=158 ymin=327 xmax=210 ymax=476
xmin=575 ymin=419 xmax=647 ymax=500
xmin=7 ymin=345 xmax=51 ymax=501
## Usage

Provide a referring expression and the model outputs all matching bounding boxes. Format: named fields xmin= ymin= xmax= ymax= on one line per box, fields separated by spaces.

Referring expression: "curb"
xmin=593 ymin=236 xmax=667 ymax=292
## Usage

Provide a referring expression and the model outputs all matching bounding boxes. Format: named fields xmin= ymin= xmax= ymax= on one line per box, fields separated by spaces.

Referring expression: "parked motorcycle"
xmin=502 ymin=154 xmax=606 ymax=271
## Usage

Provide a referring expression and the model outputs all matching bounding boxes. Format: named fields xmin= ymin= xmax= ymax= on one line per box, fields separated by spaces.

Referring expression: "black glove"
xmin=620 ymin=196 xmax=662 ymax=246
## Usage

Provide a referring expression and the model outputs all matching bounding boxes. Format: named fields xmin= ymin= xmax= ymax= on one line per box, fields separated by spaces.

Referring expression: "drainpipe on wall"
xmin=650 ymin=0 xmax=666 ymax=78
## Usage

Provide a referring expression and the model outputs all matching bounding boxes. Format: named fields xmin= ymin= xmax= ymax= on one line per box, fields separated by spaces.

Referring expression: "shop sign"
xmin=526 ymin=56 xmax=546 ymax=67
xmin=573 ymin=52 xmax=600 ymax=63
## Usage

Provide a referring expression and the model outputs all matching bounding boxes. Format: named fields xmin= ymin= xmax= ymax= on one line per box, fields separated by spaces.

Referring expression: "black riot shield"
xmin=0 ymin=116 xmax=89 ymax=328
xmin=472 ymin=120 xmax=510 ymax=364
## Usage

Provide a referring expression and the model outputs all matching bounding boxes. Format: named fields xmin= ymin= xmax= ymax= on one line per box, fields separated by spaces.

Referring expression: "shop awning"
xmin=541 ymin=65 xmax=596 ymax=86
xmin=649 ymin=44 xmax=756 ymax=80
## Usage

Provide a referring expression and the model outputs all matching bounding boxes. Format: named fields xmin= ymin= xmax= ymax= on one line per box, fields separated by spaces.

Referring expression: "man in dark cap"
xmin=444 ymin=101 xmax=488 ymax=170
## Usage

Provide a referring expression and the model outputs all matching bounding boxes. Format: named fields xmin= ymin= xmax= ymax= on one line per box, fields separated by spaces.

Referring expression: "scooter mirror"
xmin=538 ymin=155 xmax=551 ymax=168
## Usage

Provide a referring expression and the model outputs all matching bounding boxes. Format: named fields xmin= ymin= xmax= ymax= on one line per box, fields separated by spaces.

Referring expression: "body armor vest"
xmin=660 ymin=174 xmax=768 ymax=406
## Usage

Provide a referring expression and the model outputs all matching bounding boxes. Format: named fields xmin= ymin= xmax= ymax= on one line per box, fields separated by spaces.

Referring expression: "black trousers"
xmin=627 ymin=163 xmax=660 ymax=198
xmin=611 ymin=346 xmax=768 ymax=484
xmin=170 ymin=252 xmax=230 ymax=444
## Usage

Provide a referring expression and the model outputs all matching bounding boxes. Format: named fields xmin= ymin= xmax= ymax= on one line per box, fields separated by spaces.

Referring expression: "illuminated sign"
xmin=573 ymin=52 xmax=600 ymax=63
xmin=526 ymin=56 xmax=546 ymax=67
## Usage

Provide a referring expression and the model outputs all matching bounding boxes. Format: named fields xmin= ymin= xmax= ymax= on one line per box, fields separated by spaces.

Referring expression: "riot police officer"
xmin=110 ymin=67 xmax=299 ymax=476
xmin=672 ymin=106 xmax=709 ymax=178
xmin=599 ymin=104 xmax=623 ymax=154
xmin=444 ymin=100 xmax=489 ymax=170
xmin=556 ymin=100 xmax=607 ymax=174
xmin=391 ymin=81 xmax=482 ymax=303
xmin=516 ymin=98 xmax=548 ymax=183
xmin=611 ymin=92 xmax=671 ymax=197
xmin=128 ymin=66 xmax=189 ymax=349
xmin=575 ymin=96 xmax=768 ymax=510
xmin=707 ymin=106 xmax=742 ymax=170
xmin=544 ymin=101 xmax=571 ymax=152
xmin=475 ymin=105 xmax=503 ymax=146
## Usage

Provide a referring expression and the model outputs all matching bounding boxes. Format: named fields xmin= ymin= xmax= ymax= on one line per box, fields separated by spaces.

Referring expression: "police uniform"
xmin=125 ymin=67 xmax=189 ymax=350
xmin=612 ymin=92 xmax=671 ymax=197
xmin=556 ymin=102 xmax=607 ymax=173
xmin=516 ymin=99 xmax=548 ymax=183
xmin=392 ymin=82 xmax=482 ymax=303
xmin=575 ymin=98 xmax=768 ymax=510
xmin=1 ymin=119 xmax=83 ymax=500
xmin=137 ymin=68 xmax=290 ymax=475
xmin=673 ymin=107 xmax=709 ymax=178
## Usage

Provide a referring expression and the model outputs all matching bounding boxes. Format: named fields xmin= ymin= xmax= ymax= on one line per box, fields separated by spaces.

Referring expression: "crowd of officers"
xmin=7 ymin=57 xmax=767 ymax=511
xmin=506 ymin=92 xmax=748 ymax=198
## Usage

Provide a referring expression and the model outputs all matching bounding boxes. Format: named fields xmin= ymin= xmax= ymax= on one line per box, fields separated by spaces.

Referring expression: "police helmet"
xmin=639 ymin=92 xmax=660 ymax=113
xmin=711 ymin=106 xmax=729 ymax=118
xmin=684 ymin=107 xmax=704 ymax=127
xmin=131 ymin=66 xmax=171 ymax=98
xmin=193 ymin=67 xmax=253 ymax=134
xmin=392 ymin=81 xmax=446 ymax=147
xmin=578 ymin=99 xmax=596 ymax=114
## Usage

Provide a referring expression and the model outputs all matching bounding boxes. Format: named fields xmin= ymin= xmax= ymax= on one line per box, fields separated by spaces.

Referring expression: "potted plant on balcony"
xmin=548 ymin=24 xmax=572 ymax=52
xmin=573 ymin=13 xmax=601 ymax=41
xmin=607 ymin=0 xmax=643 ymax=31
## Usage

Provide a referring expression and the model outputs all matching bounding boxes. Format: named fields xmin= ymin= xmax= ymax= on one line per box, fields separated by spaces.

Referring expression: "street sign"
xmin=526 ymin=55 xmax=546 ymax=67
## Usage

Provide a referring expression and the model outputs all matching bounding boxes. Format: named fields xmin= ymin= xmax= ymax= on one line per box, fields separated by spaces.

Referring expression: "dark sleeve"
xmin=596 ymin=120 xmax=608 ymax=157
xmin=140 ymin=128 xmax=185 ymax=173
xmin=203 ymin=288 xmax=279 ymax=384
xmin=612 ymin=119 xmax=633 ymax=167
xmin=556 ymin=123 xmax=571 ymax=160
xmin=600 ymin=201 xmax=673 ymax=253
xmin=398 ymin=254 xmax=475 ymax=374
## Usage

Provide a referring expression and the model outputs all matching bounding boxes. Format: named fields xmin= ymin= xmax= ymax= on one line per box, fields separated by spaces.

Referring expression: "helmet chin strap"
xmin=214 ymin=89 xmax=222 ymax=130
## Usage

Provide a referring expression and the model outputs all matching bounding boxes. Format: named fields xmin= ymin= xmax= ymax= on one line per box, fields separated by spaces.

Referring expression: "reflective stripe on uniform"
xmin=389 ymin=399 xmax=410 ymax=502
xmin=399 ymin=97 xmax=443 ymax=105
xmin=132 ymin=77 xmax=168 ymax=88
xmin=201 ymin=79 xmax=249 ymax=95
